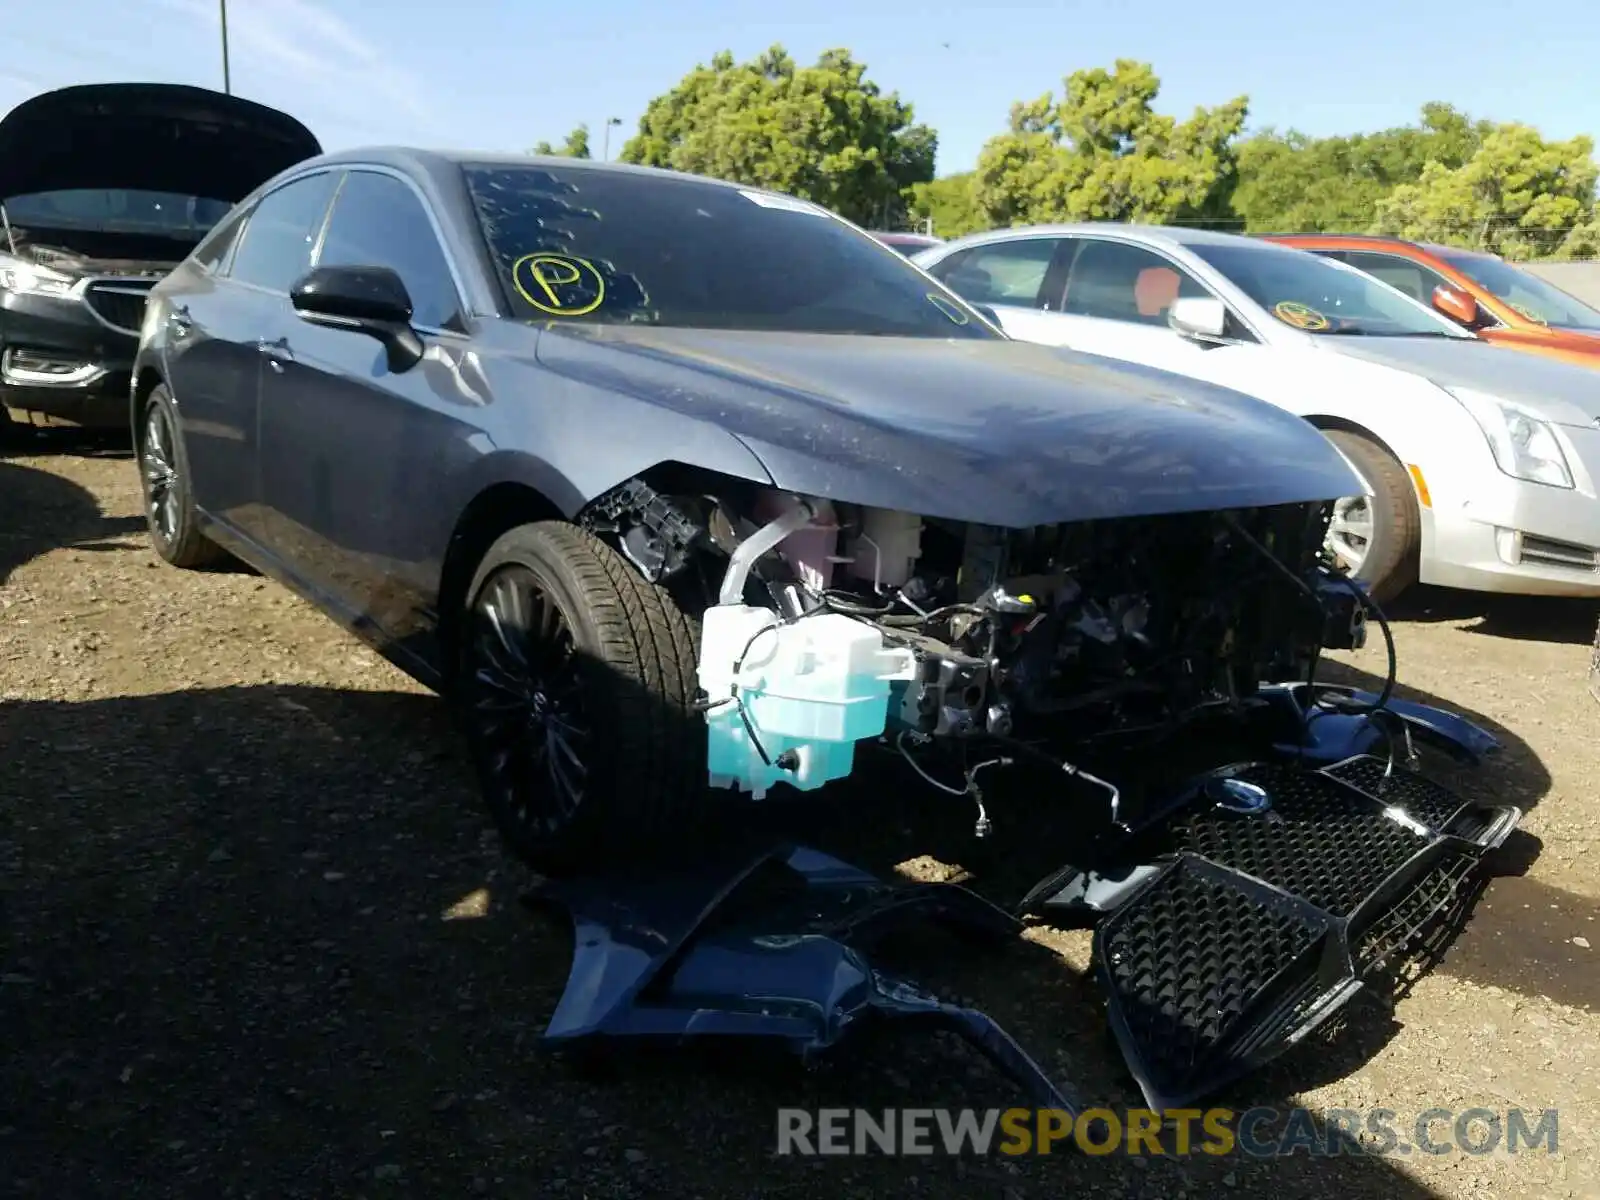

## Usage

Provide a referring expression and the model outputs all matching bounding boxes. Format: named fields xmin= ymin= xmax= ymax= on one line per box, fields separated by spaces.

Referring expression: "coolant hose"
xmin=717 ymin=497 xmax=816 ymax=606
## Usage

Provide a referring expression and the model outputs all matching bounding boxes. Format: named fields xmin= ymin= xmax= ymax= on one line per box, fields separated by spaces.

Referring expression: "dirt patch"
xmin=3 ymin=438 xmax=1598 ymax=1199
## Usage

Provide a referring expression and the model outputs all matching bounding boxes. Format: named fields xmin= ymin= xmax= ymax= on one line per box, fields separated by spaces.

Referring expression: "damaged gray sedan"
xmin=133 ymin=150 xmax=1518 ymax=1110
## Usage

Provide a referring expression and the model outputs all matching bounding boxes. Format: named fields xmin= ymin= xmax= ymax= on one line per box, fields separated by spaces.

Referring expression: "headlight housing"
xmin=0 ymin=257 xmax=76 ymax=297
xmin=1445 ymin=385 xmax=1574 ymax=489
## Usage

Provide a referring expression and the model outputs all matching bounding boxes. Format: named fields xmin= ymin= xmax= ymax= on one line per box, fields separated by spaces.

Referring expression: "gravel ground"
xmin=3 ymin=436 xmax=1598 ymax=1200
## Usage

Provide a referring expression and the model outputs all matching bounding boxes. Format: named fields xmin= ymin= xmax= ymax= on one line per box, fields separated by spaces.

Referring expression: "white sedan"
xmin=914 ymin=225 xmax=1600 ymax=602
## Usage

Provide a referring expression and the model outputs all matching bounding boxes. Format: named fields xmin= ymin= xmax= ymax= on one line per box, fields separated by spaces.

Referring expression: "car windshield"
xmin=1189 ymin=242 xmax=1467 ymax=337
xmin=1432 ymin=250 xmax=1600 ymax=331
xmin=461 ymin=164 xmax=996 ymax=338
xmin=2 ymin=189 xmax=234 ymax=240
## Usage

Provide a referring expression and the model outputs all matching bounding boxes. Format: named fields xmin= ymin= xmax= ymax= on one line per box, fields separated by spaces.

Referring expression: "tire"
xmin=455 ymin=520 xmax=705 ymax=873
xmin=137 ymin=384 xmax=226 ymax=569
xmin=1323 ymin=429 xmax=1420 ymax=606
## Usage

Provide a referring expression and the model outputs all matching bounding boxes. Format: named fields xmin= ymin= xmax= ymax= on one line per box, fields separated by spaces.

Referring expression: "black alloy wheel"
xmin=460 ymin=563 xmax=593 ymax=842
xmin=137 ymin=385 xmax=224 ymax=569
xmin=142 ymin=401 xmax=182 ymax=545
xmin=454 ymin=521 xmax=706 ymax=873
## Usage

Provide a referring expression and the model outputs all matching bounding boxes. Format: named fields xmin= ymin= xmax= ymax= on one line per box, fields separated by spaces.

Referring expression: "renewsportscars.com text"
xmin=775 ymin=1106 xmax=1560 ymax=1158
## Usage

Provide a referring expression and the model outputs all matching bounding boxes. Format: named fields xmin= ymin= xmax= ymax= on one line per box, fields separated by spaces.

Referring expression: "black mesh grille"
xmin=1097 ymin=756 xmax=1517 ymax=1111
xmin=1099 ymin=857 xmax=1326 ymax=1103
xmin=1322 ymin=757 xmax=1469 ymax=830
xmin=83 ymin=283 xmax=152 ymax=333
xmin=1354 ymin=850 xmax=1477 ymax=972
xmin=1167 ymin=764 xmax=1427 ymax=916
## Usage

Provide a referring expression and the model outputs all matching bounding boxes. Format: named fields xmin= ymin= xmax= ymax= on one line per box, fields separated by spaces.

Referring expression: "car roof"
xmin=1263 ymin=232 xmax=1496 ymax=260
xmin=287 ymin=145 xmax=767 ymax=194
xmin=939 ymin=222 xmax=1301 ymax=254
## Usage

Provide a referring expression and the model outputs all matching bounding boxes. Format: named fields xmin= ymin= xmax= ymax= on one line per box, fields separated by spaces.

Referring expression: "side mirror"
xmin=970 ymin=302 xmax=1001 ymax=326
xmin=1169 ymin=296 xmax=1229 ymax=341
xmin=1431 ymin=284 xmax=1479 ymax=327
xmin=290 ymin=264 xmax=424 ymax=371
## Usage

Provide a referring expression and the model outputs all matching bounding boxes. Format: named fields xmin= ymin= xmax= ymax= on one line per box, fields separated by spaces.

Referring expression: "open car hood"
xmin=0 ymin=83 xmax=320 ymax=204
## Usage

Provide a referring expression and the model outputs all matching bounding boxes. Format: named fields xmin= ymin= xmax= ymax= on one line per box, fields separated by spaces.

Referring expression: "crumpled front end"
xmin=534 ymin=692 xmax=1517 ymax=1114
xmin=538 ymin=469 xmax=1519 ymax=1115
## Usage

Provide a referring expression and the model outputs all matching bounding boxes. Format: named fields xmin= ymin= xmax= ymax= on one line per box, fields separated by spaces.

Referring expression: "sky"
xmin=4 ymin=0 xmax=1599 ymax=178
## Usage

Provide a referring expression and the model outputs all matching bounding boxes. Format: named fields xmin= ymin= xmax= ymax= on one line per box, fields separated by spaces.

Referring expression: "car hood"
xmin=1320 ymin=337 xmax=1600 ymax=427
xmin=1544 ymin=325 xmax=1600 ymax=347
xmin=535 ymin=325 xmax=1362 ymax=528
xmin=0 ymin=83 xmax=320 ymax=203
xmin=1483 ymin=327 xmax=1600 ymax=371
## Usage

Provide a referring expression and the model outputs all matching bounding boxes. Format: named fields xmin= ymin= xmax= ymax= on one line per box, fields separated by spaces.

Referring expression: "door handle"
xmin=257 ymin=336 xmax=293 ymax=371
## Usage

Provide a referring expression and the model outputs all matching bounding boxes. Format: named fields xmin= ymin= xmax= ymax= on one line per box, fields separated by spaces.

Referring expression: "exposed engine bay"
xmin=2 ymin=221 xmax=195 ymax=274
xmin=587 ymin=474 xmax=1371 ymax=829
xmin=562 ymin=473 xmax=1518 ymax=1113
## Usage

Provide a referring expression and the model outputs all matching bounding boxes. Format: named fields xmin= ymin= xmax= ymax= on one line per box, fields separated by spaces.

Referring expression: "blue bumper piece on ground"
xmin=530 ymin=843 xmax=1083 ymax=1115
xmin=1261 ymin=682 xmax=1502 ymax=765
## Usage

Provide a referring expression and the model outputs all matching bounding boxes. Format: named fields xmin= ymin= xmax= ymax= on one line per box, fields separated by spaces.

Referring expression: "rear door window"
xmin=925 ymin=239 xmax=1061 ymax=309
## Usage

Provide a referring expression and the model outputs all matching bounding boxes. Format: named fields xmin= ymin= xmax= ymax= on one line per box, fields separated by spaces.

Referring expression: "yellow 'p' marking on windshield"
xmin=1272 ymin=300 xmax=1329 ymax=331
xmin=512 ymin=253 xmax=606 ymax=316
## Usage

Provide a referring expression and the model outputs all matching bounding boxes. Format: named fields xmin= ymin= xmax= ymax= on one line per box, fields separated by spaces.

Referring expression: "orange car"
xmin=1264 ymin=234 xmax=1600 ymax=369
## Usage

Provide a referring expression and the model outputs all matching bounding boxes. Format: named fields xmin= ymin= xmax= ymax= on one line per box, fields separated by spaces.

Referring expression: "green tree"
xmin=1230 ymin=103 xmax=1491 ymax=233
xmin=619 ymin=45 xmax=936 ymax=226
xmin=1556 ymin=210 xmax=1600 ymax=260
xmin=906 ymin=171 xmax=986 ymax=237
xmin=970 ymin=60 xmax=1248 ymax=228
xmin=531 ymin=124 xmax=592 ymax=158
xmin=1375 ymin=124 xmax=1598 ymax=258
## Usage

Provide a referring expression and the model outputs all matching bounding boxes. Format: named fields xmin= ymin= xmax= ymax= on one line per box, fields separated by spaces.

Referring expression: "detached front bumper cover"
xmin=530 ymin=843 xmax=1083 ymax=1115
xmin=533 ymin=696 xmax=1518 ymax=1115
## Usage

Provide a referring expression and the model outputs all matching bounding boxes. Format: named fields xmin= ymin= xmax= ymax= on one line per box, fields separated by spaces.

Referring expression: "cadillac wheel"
xmin=454 ymin=521 xmax=705 ymax=872
xmin=136 ymin=384 xmax=226 ymax=569
xmin=1322 ymin=429 xmax=1420 ymax=605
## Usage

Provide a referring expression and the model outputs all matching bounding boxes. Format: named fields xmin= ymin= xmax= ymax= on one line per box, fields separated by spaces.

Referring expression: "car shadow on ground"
xmin=1 ymin=660 xmax=1570 ymax=1198
xmin=0 ymin=457 xmax=145 ymax=586
xmin=1386 ymin=584 xmax=1598 ymax=647
xmin=1 ymin=424 xmax=134 ymax=460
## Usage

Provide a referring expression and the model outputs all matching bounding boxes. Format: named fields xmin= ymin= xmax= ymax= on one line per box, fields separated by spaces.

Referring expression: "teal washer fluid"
xmin=696 ymin=603 xmax=918 ymax=799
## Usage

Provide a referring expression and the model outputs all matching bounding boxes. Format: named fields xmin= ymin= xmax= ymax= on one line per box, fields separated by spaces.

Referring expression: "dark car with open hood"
xmin=131 ymin=149 xmax=1520 ymax=1113
xmin=0 ymin=83 xmax=319 ymax=433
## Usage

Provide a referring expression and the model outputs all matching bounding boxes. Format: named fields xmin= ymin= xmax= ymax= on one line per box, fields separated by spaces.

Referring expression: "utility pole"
xmin=602 ymin=116 xmax=622 ymax=161
xmin=219 ymin=0 xmax=232 ymax=94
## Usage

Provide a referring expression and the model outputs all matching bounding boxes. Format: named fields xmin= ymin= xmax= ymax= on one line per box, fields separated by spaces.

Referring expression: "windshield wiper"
xmin=1319 ymin=328 xmax=1458 ymax=338
xmin=1377 ymin=330 xmax=1458 ymax=338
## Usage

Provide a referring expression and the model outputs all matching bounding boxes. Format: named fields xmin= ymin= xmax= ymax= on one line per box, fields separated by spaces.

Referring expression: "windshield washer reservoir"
xmin=697 ymin=605 xmax=918 ymax=798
